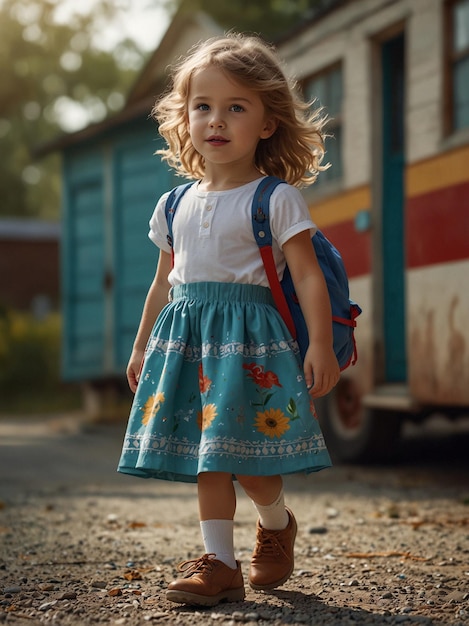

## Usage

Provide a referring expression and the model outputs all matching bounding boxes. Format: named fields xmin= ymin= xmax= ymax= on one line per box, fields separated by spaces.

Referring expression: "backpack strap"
xmin=164 ymin=182 xmax=194 ymax=267
xmin=251 ymin=176 xmax=297 ymax=339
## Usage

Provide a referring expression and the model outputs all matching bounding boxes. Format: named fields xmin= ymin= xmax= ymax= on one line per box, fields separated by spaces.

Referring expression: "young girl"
xmin=118 ymin=32 xmax=340 ymax=607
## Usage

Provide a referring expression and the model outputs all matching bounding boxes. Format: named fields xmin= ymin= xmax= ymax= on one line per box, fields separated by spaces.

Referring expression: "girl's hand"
xmin=125 ymin=252 xmax=172 ymax=394
xmin=283 ymin=231 xmax=340 ymax=398
xmin=126 ymin=348 xmax=145 ymax=393
xmin=303 ymin=342 xmax=340 ymax=398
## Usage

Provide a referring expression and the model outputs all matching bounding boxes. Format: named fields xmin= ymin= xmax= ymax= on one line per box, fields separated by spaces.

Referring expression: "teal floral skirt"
xmin=117 ymin=282 xmax=331 ymax=482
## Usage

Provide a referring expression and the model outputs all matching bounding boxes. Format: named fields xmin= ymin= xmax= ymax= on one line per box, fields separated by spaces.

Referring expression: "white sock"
xmin=252 ymin=489 xmax=289 ymax=530
xmin=199 ymin=519 xmax=237 ymax=569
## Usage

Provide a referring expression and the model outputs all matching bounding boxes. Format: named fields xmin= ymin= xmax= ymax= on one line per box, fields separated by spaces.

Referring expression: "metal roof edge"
xmin=0 ymin=218 xmax=61 ymax=240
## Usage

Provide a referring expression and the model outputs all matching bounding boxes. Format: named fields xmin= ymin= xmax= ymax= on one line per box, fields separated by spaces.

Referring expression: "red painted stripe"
xmin=320 ymin=222 xmax=371 ymax=278
xmin=318 ymin=180 xmax=469 ymax=278
xmin=406 ymin=180 xmax=469 ymax=268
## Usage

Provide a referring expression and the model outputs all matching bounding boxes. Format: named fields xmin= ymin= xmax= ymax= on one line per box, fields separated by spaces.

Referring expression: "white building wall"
xmin=280 ymin=0 xmax=446 ymax=183
xmin=278 ymin=0 xmax=469 ymax=406
xmin=406 ymin=0 xmax=444 ymax=162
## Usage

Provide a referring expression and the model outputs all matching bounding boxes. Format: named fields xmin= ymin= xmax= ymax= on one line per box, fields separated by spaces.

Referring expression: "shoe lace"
xmin=176 ymin=553 xmax=217 ymax=578
xmin=254 ymin=528 xmax=288 ymax=559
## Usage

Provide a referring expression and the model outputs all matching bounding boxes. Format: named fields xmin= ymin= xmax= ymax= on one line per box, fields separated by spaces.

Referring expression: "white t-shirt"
xmin=148 ymin=177 xmax=316 ymax=288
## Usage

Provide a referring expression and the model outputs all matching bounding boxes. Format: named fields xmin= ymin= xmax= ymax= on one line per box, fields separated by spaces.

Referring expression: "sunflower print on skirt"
xmin=141 ymin=392 xmax=166 ymax=426
xmin=240 ymin=362 xmax=306 ymax=439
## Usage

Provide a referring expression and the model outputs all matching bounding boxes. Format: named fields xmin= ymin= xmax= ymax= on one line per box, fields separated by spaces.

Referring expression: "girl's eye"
xmin=197 ymin=103 xmax=209 ymax=111
xmin=230 ymin=104 xmax=244 ymax=112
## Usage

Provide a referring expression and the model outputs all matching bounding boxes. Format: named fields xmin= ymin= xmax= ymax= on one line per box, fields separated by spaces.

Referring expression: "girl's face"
xmin=186 ymin=65 xmax=277 ymax=177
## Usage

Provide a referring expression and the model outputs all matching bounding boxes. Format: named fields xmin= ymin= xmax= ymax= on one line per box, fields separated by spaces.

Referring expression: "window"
xmin=303 ymin=64 xmax=343 ymax=184
xmin=446 ymin=0 xmax=469 ymax=132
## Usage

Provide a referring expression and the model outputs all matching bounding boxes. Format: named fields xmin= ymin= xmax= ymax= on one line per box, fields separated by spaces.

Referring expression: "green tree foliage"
xmin=180 ymin=0 xmax=329 ymax=40
xmin=0 ymin=0 xmax=147 ymax=219
xmin=0 ymin=0 xmax=329 ymax=220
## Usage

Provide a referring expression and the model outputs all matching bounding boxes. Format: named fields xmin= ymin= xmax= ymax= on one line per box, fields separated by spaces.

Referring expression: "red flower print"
xmin=242 ymin=363 xmax=282 ymax=389
xmin=198 ymin=362 xmax=212 ymax=394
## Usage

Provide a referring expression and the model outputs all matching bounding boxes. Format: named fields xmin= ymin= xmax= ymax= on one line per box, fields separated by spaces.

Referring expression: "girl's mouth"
xmin=206 ymin=136 xmax=229 ymax=145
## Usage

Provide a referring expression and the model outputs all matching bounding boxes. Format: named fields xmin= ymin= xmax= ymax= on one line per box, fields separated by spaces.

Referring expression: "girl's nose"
xmin=209 ymin=115 xmax=225 ymax=128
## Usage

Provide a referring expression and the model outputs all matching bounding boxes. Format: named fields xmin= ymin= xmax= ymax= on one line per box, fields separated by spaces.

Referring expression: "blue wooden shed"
xmin=49 ymin=12 xmax=221 ymax=383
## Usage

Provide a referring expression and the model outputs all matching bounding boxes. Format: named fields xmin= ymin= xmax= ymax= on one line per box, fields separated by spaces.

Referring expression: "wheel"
xmin=315 ymin=377 xmax=402 ymax=463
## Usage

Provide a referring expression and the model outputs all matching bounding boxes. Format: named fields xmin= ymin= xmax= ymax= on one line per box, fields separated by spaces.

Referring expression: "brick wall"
xmin=0 ymin=221 xmax=60 ymax=312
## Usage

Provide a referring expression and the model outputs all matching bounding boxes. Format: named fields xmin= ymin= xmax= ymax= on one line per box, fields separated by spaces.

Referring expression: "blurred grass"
xmin=0 ymin=309 xmax=82 ymax=415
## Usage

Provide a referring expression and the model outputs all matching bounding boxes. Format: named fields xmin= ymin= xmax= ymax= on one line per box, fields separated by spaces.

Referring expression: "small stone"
xmin=3 ymin=586 xmax=21 ymax=594
xmin=91 ymin=579 xmax=107 ymax=589
xmin=58 ymin=591 xmax=77 ymax=600
xmin=297 ymin=569 xmax=313 ymax=576
xmin=39 ymin=600 xmax=58 ymax=611
xmin=446 ymin=591 xmax=467 ymax=602
xmin=308 ymin=526 xmax=328 ymax=534
xmin=381 ymin=592 xmax=393 ymax=599
xmin=349 ymin=579 xmax=359 ymax=586
xmin=245 ymin=612 xmax=260 ymax=621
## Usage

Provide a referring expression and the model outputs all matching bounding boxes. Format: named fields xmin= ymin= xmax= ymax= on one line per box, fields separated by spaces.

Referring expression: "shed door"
xmin=113 ymin=132 xmax=173 ymax=370
xmin=381 ymin=34 xmax=407 ymax=382
xmin=62 ymin=152 xmax=108 ymax=379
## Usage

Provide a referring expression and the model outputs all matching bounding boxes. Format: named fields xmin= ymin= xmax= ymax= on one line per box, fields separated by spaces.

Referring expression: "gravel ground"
xmin=0 ymin=414 xmax=468 ymax=626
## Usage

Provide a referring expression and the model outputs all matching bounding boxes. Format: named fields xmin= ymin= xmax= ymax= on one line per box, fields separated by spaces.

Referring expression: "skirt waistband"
xmin=170 ymin=282 xmax=275 ymax=305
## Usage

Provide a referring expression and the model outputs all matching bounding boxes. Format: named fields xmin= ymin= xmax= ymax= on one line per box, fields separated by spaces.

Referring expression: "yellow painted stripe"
xmin=308 ymin=144 xmax=469 ymax=228
xmin=406 ymin=145 xmax=469 ymax=197
xmin=308 ymin=185 xmax=370 ymax=228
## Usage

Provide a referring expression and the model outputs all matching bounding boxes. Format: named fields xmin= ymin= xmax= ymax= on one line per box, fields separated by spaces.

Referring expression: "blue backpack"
xmin=251 ymin=176 xmax=361 ymax=369
xmin=165 ymin=176 xmax=361 ymax=370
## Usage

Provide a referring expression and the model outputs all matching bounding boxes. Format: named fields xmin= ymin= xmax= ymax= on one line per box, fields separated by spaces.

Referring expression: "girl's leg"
xmin=236 ymin=473 xmax=297 ymax=591
xmin=198 ymin=472 xmax=237 ymax=569
xmin=166 ymin=471 xmax=244 ymax=607
xmin=236 ymin=474 xmax=288 ymax=529
xmin=198 ymin=471 xmax=236 ymax=520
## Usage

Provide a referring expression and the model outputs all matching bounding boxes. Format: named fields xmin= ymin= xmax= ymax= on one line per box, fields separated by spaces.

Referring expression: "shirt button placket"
xmin=200 ymin=201 xmax=214 ymax=237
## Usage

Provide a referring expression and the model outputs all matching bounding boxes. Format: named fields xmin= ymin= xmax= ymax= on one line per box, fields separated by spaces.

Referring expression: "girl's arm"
xmin=126 ymin=250 xmax=172 ymax=393
xmin=283 ymin=230 xmax=340 ymax=398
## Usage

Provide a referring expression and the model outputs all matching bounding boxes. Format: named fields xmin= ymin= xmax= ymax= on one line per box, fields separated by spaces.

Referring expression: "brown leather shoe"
xmin=166 ymin=553 xmax=245 ymax=606
xmin=249 ymin=507 xmax=297 ymax=590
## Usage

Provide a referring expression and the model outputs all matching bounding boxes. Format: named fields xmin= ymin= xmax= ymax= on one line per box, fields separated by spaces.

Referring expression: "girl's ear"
xmin=260 ymin=117 xmax=278 ymax=139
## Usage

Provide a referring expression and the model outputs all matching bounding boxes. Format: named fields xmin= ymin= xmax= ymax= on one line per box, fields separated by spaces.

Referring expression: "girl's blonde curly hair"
xmin=152 ymin=32 xmax=329 ymax=187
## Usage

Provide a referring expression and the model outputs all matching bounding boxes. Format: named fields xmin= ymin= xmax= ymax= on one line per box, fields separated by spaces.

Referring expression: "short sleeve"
xmin=148 ymin=191 xmax=172 ymax=252
xmin=269 ymin=184 xmax=317 ymax=248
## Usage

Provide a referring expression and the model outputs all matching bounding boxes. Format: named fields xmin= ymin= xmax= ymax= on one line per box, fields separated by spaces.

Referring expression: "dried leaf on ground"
xmin=345 ymin=550 xmax=429 ymax=561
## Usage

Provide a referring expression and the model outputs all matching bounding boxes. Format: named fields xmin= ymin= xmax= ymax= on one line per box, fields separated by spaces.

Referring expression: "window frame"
xmin=444 ymin=0 xmax=469 ymax=135
xmin=301 ymin=62 xmax=344 ymax=186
